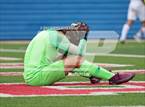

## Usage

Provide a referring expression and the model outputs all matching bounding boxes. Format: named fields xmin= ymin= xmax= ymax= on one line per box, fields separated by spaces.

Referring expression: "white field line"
xmin=0 ymin=62 xmax=132 ymax=69
xmin=0 ymin=41 xmax=29 ymax=44
xmin=0 ymin=63 xmax=23 ymax=69
xmin=0 ymin=93 xmax=117 ymax=97
xmin=0 ymin=72 xmax=22 ymax=76
xmin=114 ymin=69 xmax=145 ymax=73
xmin=0 ymin=69 xmax=144 ymax=76
xmin=86 ymin=53 xmax=145 ymax=58
xmin=0 ymin=40 xmax=144 ymax=44
xmin=0 ymin=57 xmax=22 ymax=61
xmin=69 ymin=69 xmax=145 ymax=76
xmin=0 ymin=49 xmax=25 ymax=53
xmin=1 ymin=48 xmax=145 ymax=58
xmin=1 ymin=81 xmax=145 ymax=85
xmin=94 ymin=63 xmax=133 ymax=67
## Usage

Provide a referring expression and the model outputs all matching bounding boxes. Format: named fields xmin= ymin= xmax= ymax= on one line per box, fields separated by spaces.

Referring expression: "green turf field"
xmin=0 ymin=40 xmax=145 ymax=107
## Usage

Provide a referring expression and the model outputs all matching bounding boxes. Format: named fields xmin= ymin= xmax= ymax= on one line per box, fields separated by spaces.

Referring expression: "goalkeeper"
xmin=23 ymin=22 xmax=135 ymax=86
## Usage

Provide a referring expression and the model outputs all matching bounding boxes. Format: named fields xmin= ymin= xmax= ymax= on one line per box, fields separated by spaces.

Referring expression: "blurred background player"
xmin=120 ymin=0 xmax=145 ymax=43
xmin=24 ymin=22 xmax=135 ymax=86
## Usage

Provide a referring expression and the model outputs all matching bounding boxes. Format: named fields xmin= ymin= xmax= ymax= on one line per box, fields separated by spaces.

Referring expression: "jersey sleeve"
xmin=49 ymin=30 xmax=87 ymax=56
xmin=49 ymin=30 xmax=70 ymax=53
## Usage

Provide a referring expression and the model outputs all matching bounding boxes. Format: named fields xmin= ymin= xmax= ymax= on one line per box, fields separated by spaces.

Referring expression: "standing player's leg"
xmin=120 ymin=2 xmax=137 ymax=43
xmin=134 ymin=21 xmax=145 ymax=41
xmin=120 ymin=20 xmax=134 ymax=43
xmin=134 ymin=3 xmax=145 ymax=41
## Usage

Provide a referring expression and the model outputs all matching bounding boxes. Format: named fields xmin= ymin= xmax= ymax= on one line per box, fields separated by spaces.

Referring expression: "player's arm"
xmin=50 ymin=22 xmax=89 ymax=56
xmin=57 ymin=32 xmax=87 ymax=56
xmin=68 ymin=39 xmax=87 ymax=56
xmin=49 ymin=31 xmax=84 ymax=56
xmin=65 ymin=22 xmax=89 ymax=56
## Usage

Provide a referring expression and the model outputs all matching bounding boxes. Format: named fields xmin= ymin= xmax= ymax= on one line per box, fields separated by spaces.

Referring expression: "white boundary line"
xmin=0 ymin=49 xmax=25 ymax=53
xmin=0 ymin=57 xmax=22 ymax=61
xmin=86 ymin=53 xmax=145 ymax=58
xmin=0 ymin=48 xmax=145 ymax=58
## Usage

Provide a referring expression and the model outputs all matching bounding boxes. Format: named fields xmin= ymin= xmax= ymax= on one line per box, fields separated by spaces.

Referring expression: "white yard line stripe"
xmin=0 ymin=49 xmax=25 ymax=53
xmin=0 ymin=63 xmax=132 ymax=69
xmin=94 ymin=63 xmax=133 ymax=67
xmin=0 ymin=57 xmax=22 ymax=61
xmin=86 ymin=53 xmax=145 ymax=58
xmin=0 ymin=72 xmax=22 ymax=76
xmin=0 ymin=41 xmax=29 ymax=44
xmin=0 ymin=63 xmax=23 ymax=69
xmin=1 ymin=48 xmax=145 ymax=58
xmin=0 ymin=69 xmax=144 ymax=76
xmin=0 ymin=63 xmax=23 ymax=65
xmin=114 ymin=69 xmax=145 ymax=73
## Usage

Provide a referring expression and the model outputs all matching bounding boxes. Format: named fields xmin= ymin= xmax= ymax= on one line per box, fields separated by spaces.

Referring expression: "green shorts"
xmin=24 ymin=60 xmax=65 ymax=86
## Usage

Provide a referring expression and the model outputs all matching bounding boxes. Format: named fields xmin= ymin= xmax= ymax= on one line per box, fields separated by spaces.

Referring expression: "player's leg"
xmin=39 ymin=56 xmax=83 ymax=85
xmin=73 ymin=60 xmax=135 ymax=85
xmin=73 ymin=60 xmax=114 ymax=80
xmin=42 ymin=54 xmax=115 ymax=85
xmin=134 ymin=3 xmax=145 ymax=41
xmin=134 ymin=21 xmax=145 ymax=41
xmin=120 ymin=2 xmax=137 ymax=43
xmin=120 ymin=20 xmax=134 ymax=43
xmin=56 ymin=53 xmax=135 ymax=85
xmin=58 ymin=55 xmax=115 ymax=83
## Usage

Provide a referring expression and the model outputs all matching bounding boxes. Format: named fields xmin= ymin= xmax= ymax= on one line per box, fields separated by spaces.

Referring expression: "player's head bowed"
xmin=57 ymin=21 xmax=89 ymax=34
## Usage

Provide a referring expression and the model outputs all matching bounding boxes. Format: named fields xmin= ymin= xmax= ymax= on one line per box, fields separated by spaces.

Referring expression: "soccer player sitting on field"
xmin=23 ymin=22 xmax=135 ymax=86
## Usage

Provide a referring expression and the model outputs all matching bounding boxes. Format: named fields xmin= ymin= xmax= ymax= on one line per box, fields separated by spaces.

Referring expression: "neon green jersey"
xmin=23 ymin=30 xmax=70 ymax=85
xmin=24 ymin=30 xmax=70 ymax=72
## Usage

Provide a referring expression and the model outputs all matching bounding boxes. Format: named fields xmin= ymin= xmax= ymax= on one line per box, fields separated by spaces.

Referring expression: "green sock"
xmin=73 ymin=60 xmax=114 ymax=80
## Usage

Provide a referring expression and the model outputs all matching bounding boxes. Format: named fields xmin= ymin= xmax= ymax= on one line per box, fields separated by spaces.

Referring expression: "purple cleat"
xmin=109 ymin=72 xmax=135 ymax=85
xmin=89 ymin=76 xmax=101 ymax=84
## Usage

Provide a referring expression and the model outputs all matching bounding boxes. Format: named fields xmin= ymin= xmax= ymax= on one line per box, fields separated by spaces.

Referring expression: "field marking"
xmin=0 ymin=57 xmax=22 ymax=61
xmin=0 ymin=69 xmax=145 ymax=76
xmin=0 ymin=81 xmax=144 ymax=97
xmin=0 ymin=63 xmax=23 ymax=69
xmin=0 ymin=49 xmax=25 ymax=53
xmin=86 ymin=53 xmax=145 ymax=58
xmin=94 ymin=63 xmax=133 ymax=67
xmin=0 ymin=41 xmax=29 ymax=44
xmin=114 ymin=69 xmax=145 ymax=74
xmin=0 ymin=72 xmax=22 ymax=76
xmin=0 ymin=62 xmax=133 ymax=69
xmin=1 ymin=48 xmax=145 ymax=58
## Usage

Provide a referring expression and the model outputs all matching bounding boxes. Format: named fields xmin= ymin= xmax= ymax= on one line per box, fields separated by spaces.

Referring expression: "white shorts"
xmin=128 ymin=0 xmax=145 ymax=21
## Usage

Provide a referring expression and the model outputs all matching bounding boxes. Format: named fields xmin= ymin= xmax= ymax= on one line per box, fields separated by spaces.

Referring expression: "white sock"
xmin=120 ymin=24 xmax=130 ymax=41
xmin=135 ymin=27 xmax=145 ymax=38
